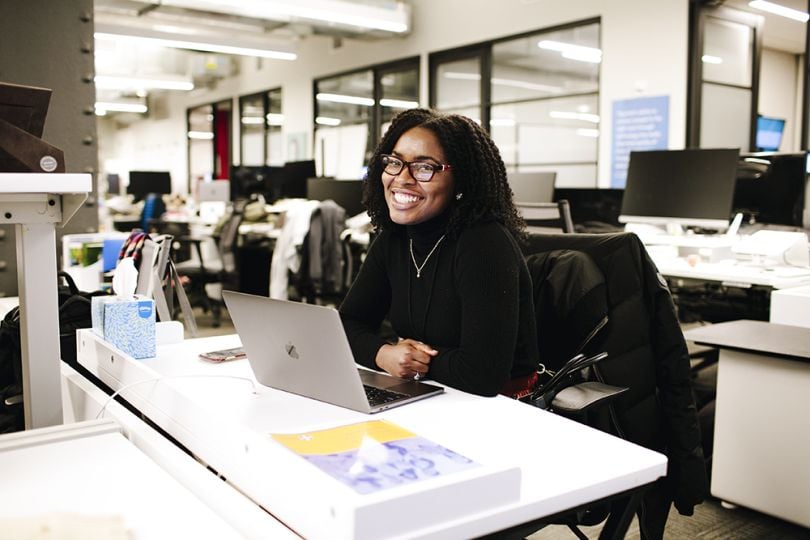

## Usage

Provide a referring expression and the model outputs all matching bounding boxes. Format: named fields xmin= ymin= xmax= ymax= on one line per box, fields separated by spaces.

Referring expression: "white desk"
xmin=77 ymin=330 xmax=667 ymax=540
xmin=649 ymin=252 xmax=810 ymax=290
xmin=770 ymin=284 xmax=810 ymax=327
xmin=684 ymin=320 xmax=810 ymax=529
xmin=0 ymin=420 xmax=250 ymax=538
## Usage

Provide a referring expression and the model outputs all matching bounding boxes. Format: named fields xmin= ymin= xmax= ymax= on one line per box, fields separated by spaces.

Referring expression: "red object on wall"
xmin=214 ymin=109 xmax=230 ymax=179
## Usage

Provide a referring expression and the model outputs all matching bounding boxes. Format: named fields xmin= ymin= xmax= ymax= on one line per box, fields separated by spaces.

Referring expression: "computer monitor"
xmin=266 ymin=160 xmax=317 ymax=201
xmin=507 ymin=171 xmax=556 ymax=203
xmin=307 ymin=177 xmax=366 ymax=217
xmin=230 ymin=165 xmax=281 ymax=201
xmin=106 ymin=173 xmax=121 ymax=196
xmin=619 ymin=148 xmax=740 ymax=231
xmin=755 ymin=115 xmax=785 ymax=152
xmin=734 ymin=153 xmax=806 ymax=227
xmin=553 ymin=188 xmax=624 ymax=227
xmin=0 ymin=81 xmax=64 ymax=173
xmin=127 ymin=171 xmax=172 ymax=202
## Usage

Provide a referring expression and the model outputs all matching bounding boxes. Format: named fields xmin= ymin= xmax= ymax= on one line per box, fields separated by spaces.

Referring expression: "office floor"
xmin=191 ymin=308 xmax=810 ymax=540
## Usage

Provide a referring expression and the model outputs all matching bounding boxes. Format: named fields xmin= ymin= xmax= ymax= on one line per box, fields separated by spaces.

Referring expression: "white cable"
xmin=95 ymin=374 xmax=258 ymax=420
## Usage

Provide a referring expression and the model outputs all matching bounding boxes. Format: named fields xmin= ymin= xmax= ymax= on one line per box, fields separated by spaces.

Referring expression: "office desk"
xmin=649 ymin=252 xmax=810 ymax=290
xmin=77 ymin=330 xmax=667 ymax=540
xmin=0 ymin=420 xmax=253 ymax=538
xmin=684 ymin=320 xmax=810 ymax=528
xmin=646 ymin=244 xmax=810 ymax=321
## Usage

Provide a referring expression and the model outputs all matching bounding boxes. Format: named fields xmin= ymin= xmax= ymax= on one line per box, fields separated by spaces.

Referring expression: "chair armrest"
xmin=551 ymin=381 xmax=628 ymax=414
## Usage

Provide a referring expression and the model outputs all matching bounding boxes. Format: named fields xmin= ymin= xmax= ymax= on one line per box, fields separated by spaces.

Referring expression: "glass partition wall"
xmin=314 ymin=58 xmax=419 ymax=179
xmin=430 ymin=19 xmax=601 ymax=188
xmin=239 ymin=87 xmax=283 ymax=167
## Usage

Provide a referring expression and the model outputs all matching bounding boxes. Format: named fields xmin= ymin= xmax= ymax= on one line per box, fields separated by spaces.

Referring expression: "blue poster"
xmin=611 ymin=95 xmax=669 ymax=188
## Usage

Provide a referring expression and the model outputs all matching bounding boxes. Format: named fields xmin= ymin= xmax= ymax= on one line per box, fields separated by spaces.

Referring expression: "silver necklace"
xmin=409 ymin=234 xmax=445 ymax=278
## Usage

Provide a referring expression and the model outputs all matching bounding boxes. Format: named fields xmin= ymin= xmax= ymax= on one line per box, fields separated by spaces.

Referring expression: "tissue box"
xmin=91 ymin=295 xmax=156 ymax=359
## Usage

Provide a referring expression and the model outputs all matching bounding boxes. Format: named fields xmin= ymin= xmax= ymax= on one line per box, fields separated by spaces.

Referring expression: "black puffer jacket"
xmin=524 ymin=233 xmax=708 ymax=539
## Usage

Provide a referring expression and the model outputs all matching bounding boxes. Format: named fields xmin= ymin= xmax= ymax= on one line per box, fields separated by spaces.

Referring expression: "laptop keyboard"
xmin=363 ymin=385 xmax=409 ymax=407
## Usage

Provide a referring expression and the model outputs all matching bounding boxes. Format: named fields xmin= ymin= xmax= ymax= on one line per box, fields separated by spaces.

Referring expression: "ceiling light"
xmin=188 ymin=131 xmax=215 ymax=140
xmin=443 ymin=72 xmax=562 ymax=93
xmin=241 ymin=117 xmax=265 ymax=125
xmin=95 ymin=101 xmax=148 ymax=115
xmin=576 ymin=128 xmax=600 ymax=138
xmin=490 ymin=118 xmax=516 ymax=127
xmin=702 ymin=55 xmax=724 ymax=64
xmin=550 ymin=110 xmax=600 ymax=123
xmin=749 ymin=1 xmax=809 ymax=22
xmin=316 ymin=93 xmax=375 ymax=106
xmin=160 ymin=0 xmax=411 ymax=34
xmin=94 ymin=74 xmax=194 ymax=91
xmin=95 ymin=23 xmax=297 ymax=60
xmin=538 ymin=40 xmax=602 ymax=64
xmin=379 ymin=98 xmax=419 ymax=109
xmin=266 ymin=113 xmax=285 ymax=126
xmin=316 ymin=116 xmax=342 ymax=126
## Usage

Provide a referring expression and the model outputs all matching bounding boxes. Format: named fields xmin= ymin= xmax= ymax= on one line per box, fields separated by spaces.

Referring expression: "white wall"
xmin=99 ymin=0 xmax=690 ymax=192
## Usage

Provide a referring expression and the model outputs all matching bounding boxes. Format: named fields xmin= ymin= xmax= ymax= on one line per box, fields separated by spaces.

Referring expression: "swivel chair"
xmin=517 ymin=199 xmax=574 ymax=234
xmin=175 ymin=201 xmax=246 ymax=326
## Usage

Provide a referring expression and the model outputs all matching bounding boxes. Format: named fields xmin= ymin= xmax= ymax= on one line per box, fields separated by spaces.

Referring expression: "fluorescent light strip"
xmin=443 ymin=72 xmax=562 ymax=93
xmin=94 ymin=31 xmax=297 ymax=60
xmin=161 ymin=0 xmax=410 ymax=33
xmin=538 ymin=40 xmax=602 ymax=64
xmin=241 ymin=117 xmax=265 ymax=125
xmin=550 ymin=110 xmax=600 ymax=123
xmin=490 ymin=118 xmax=516 ymax=127
xmin=266 ymin=113 xmax=285 ymax=126
xmin=95 ymin=101 xmax=148 ymax=114
xmin=576 ymin=128 xmax=600 ymax=138
xmin=379 ymin=98 xmax=419 ymax=109
xmin=491 ymin=77 xmax=562 ymax=93
xmin=749 ymin=0 xmax=809 ymax=22
xmin=701 ymin=55 xmax=723 ymax=64
xmin=316 ymin=93 xmax=374 ymax=106
xmin=188 ymin=131 xmax=215 ymax=140
xmin=315 ymin=116 xmax=341 ymax=126
xmin=94 ymin=75 xmax=194 ymax=91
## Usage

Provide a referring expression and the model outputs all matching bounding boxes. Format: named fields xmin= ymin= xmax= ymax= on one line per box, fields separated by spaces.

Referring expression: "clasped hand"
xmin=376 ymin=338 xmax=437 ymax=380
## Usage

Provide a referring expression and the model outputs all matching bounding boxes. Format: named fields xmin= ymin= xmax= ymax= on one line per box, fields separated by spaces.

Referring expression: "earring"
xmin=455 ymin=192 xmax=463 ymax=200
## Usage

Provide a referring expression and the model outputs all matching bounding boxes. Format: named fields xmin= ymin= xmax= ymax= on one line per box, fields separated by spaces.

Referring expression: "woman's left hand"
xmin=374 ymin=338 xmax=437 ymax=379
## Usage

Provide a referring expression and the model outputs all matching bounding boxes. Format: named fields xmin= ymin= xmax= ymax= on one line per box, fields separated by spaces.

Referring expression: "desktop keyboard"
xmin=363 ymin=385 xmax=408 ymax=406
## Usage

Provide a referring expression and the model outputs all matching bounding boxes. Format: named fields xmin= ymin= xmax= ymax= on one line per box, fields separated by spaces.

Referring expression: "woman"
xmin=339 ymin=108 xmax=539 ymax=397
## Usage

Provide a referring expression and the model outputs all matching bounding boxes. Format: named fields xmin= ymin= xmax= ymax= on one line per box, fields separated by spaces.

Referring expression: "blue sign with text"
xmin=611 ymin=95 xmax=669 ymax=188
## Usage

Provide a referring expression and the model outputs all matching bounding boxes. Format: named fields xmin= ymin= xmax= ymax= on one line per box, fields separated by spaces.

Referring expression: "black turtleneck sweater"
xmin=339 ymin=215 xmax=539 ymax=397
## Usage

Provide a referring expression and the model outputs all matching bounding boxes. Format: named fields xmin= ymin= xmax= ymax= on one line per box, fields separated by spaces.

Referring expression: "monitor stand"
xmin=0 ymin=117 xmax=64 ymax=173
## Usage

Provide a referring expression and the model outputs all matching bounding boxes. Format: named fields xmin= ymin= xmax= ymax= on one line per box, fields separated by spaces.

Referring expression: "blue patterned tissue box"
xmin=92 ymin=296 xmax=156 ymax=359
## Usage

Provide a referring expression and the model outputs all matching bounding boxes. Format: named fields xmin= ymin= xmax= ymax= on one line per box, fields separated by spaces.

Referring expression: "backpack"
xmin=0 ymin=271 xmax=107 ymax=433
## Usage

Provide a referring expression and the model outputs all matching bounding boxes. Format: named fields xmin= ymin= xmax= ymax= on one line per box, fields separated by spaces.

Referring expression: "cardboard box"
xmin=91 ymin=295 xmax=156 ymax=359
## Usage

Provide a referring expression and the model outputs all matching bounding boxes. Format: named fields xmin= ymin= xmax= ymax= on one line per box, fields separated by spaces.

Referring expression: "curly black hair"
xmin=363 ymin=108 xmax=526 ymax=241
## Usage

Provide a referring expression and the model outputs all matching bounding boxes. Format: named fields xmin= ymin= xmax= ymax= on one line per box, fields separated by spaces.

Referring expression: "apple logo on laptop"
xmin=285 ymin=341 xmax=299 ymax=359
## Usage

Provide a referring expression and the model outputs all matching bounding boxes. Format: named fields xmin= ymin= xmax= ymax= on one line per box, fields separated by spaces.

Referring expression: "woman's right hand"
xmin=375 ymin=339 xmax=437 ymax=380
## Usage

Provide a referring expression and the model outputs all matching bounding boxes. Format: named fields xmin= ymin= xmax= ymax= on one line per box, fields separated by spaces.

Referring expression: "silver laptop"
xmin=222 ymin=291 xmax=444 ymax=413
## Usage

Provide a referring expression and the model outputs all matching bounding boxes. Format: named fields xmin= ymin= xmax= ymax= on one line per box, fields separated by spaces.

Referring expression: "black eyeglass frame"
xmin=380 ymin=154 xmax=453 ymax=182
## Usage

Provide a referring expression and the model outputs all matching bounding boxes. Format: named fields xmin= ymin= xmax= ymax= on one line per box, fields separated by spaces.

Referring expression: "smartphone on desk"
xmin=199 ymin=346 xmax=247 ymax=363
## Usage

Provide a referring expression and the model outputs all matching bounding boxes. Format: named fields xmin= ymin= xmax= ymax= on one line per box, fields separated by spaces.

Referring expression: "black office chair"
xmin=175 ymin=201 xmax=246 ymax=326
xmin=522 ymin=232 xmax=709 ymax=539
xmin=517 ymin=199 xmax=574 ymax=234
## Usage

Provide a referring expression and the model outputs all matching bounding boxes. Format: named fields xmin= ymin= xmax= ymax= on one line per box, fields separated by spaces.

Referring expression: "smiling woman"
xmin=339 ymin=108 xmax=540 ymax=398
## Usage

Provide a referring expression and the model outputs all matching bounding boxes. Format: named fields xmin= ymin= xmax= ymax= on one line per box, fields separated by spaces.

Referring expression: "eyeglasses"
xmin=380 ymin=154 xmax=452 ymax=182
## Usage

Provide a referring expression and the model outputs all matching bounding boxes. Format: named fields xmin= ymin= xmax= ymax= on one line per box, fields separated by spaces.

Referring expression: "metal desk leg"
xmin=16 ymin=222 xmax=62 ymax=428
